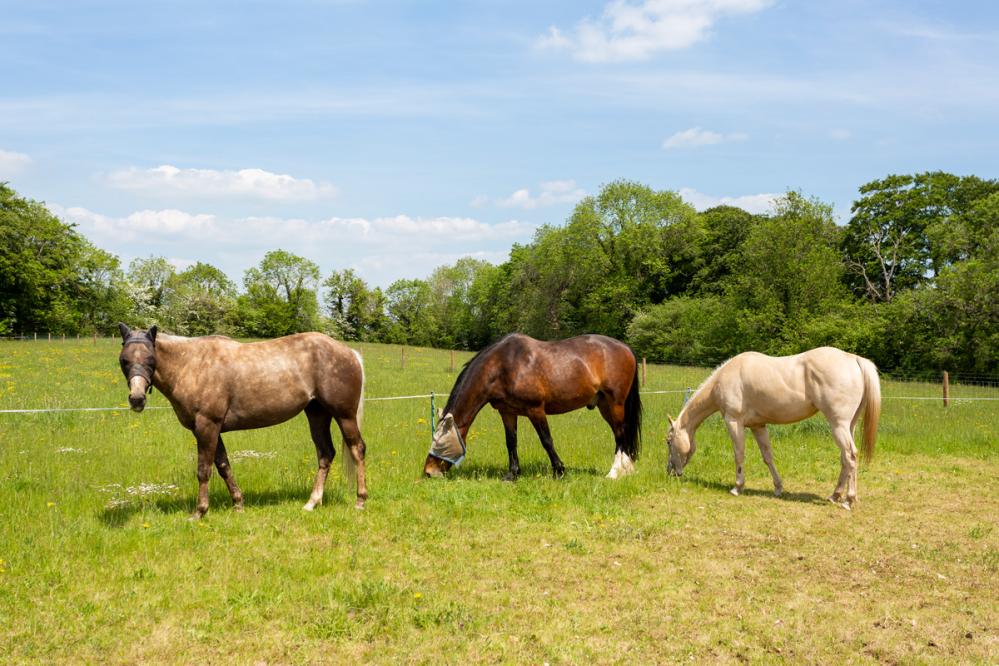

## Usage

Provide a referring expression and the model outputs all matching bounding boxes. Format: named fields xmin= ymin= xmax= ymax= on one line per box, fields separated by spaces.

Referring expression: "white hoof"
xmin=730 ymin=487 xmax=740 ymax=496
xmin=302 ymin=502 xmax=315 ymax=512
xmin=606 ymin=451 xmax=634 ymax=480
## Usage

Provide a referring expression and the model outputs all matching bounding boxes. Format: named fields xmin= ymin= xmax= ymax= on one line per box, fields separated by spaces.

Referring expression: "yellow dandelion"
xmin=413 ymin=592 xmax=423 ymax=600
xmin=142 ymin=523 xmax=150 ymax=529
xmin=416 ymin=417 xmax=427 ymax=425
xmin=46 ymin=501 xmax=55 ymax=508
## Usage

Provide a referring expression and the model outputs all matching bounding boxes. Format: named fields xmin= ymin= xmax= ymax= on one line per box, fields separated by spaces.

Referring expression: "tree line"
xmin=1 ymin=172 xmax=996 ymax=374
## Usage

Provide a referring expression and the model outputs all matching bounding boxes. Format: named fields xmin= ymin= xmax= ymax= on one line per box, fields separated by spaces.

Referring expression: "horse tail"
xmin=352 ymin=348 xmax=365 ymax=429
xmin=343 ymin=348 xmax=365 ymax=480
xmin=857 ymin=356 xmax=880 ymax=464
xmin=621 ymin=350 xmax=643 ymax=461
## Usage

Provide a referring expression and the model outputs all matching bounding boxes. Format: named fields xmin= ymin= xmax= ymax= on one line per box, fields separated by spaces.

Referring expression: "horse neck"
xmin=151 ymin=335 xmax=191 ymax=397
xmin=677 ymin=378 xmax=718 ymax=434
xmin=448 ymin=363 xmax=491 ymax=436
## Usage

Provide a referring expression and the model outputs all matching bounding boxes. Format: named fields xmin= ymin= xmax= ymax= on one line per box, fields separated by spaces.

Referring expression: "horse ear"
xmin=667 ymin=414 xmax=675 ymax=427
xmin=147 ymin=325 xmax=158 ymax=344
xmin=436 ymin=408 xmax=443 ymax=421
xmin=118 ymin=322 xmax=131 ymax=341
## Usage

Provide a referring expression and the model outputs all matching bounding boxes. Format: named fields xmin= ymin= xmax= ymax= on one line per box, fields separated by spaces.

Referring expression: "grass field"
xmin=1 ymin=338 xmax=997 ymax=664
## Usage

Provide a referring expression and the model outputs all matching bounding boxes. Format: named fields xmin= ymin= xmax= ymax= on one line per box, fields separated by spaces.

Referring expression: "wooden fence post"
xmin=48 ymin=332 xmax=51 ymax=341
xmin=642 ymin=357 xmax=647 ymax=387
xmin=943 ymin=371 xmax=950 ymax=407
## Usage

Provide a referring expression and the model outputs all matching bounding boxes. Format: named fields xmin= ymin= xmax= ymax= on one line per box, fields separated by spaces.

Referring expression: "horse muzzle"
xmin=423 ymin=454 xmax=452 ymax=478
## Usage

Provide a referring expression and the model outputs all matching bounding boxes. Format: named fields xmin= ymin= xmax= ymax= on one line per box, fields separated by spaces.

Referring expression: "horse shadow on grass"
xmin=98 ymin=486 xmax=340 ymax=527
xmin=685 ymin=477 xmax=827 ymax=506
xmin=449 ymin=460 xmax=605 ymax=481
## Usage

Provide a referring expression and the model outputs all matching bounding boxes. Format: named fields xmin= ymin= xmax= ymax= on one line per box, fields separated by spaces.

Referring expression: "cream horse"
xmin=666 ymin=346 xmax=880 ymax=509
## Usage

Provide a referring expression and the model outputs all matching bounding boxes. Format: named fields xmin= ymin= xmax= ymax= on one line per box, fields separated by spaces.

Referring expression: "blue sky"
xmin=2 ymin=0 xmax=997 ymax=287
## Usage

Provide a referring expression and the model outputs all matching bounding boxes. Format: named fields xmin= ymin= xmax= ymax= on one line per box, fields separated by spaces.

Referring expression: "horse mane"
xmin=677 ymin=356 xmax=732 ymax=420
xmin=443 ymin=333 xmax=518 ymax=414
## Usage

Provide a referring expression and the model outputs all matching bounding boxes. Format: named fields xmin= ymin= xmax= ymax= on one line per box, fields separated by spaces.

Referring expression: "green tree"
xmin=384 ymin=278 xmax=436 ymax=346
xmin=689 ymin=205 xmax=761 ymax=295
xmin=125 ymin=256 xmax=176 ymax=326
xmin=726 ymin=191 xmax=849 ymax=353
xmin=161 ymin=262 xmax=237 ymax=336
xmin=240 ymin=250 xmax=321 ymax=335
xmin=323 ymin=268 xmax=382 ymax=340
xmin=0 ymin=183 xmax=125 ymax=335
xmin=842 ymin=172 xmax=999 ymax=302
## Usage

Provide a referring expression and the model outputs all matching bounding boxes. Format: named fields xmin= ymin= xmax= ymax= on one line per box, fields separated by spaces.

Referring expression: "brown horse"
xmin=117 ymin=323 xmax=368 ymax=517
xmin=423 ymin=333 xmax=642 ymax=480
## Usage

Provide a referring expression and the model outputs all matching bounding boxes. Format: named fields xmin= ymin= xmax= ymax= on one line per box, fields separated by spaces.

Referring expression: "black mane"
xmin=442 ymin=334 xmax=518 ymax=414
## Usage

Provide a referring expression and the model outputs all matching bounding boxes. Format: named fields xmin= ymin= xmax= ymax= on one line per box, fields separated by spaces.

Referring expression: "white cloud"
xmin=495 ymin=179 xmax=587 ymax=209
xmin=539 ymin=0 xmax=774 ymax=63
xmin=54 ymin=204 xmax=536 ymax=288
xmin=0 ymin=149 xmax=32 ymax=176
xmin=663 ymin=127 xmax=748 ymax=149
xmin=678 ymin=187 xmax=777 ymax=214
xmin=56 ymin=205 xmax=217 ymax=239
xmin=55 ymin=205 xmax=532 ymax=246
xmin=106 ymin=165 xmax=337 ymax=201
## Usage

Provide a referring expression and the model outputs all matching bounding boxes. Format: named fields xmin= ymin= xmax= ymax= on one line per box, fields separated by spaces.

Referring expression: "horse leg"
xmin=336 ymin=416 xmax=368 ymax=509
xmin=304 ymin=402 xmax=335 ymax=511
xmin=750 ymin=426 xmax=783 ymax=497
xmin=528 ymin=411 xmax=565 ymax=478
xmin=501 ymin=412 xmax=520 ymax=481
xmin=724 ymin=418 xmax=746 ymax=496
xmin=598 ymin=400 xmax=634 ymax=479
xmin=214 ymin=436 xmax=244 ymax=511
xmin=192 ymin=417 xmax=221 ymax=519
xmin=828 ymin=422 xmax=858 ymax=510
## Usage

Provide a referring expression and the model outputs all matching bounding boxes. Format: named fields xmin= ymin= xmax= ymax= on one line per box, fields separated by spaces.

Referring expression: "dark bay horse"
xmin=117 ymin=323 xmax=368 ymax=517
xmin=423 ymin=333 xmax=642 ymax=480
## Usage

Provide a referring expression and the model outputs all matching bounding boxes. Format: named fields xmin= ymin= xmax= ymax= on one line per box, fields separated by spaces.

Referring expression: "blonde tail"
xmin=858 ymin=357 xmax=881 ymax=463
xmin=352 ymin=348 xmax=365 ymax=429
xmin=343 ymin=349 xmax=365 ymax=481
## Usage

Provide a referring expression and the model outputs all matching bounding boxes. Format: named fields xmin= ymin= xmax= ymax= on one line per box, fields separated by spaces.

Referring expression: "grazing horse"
xmin=423 ymin=333 xmax=642 ymax=480
xmin=666 ymin=346 xmax=880 ymax=509
xmin=117 ymin=323 xmax=368 ymax=517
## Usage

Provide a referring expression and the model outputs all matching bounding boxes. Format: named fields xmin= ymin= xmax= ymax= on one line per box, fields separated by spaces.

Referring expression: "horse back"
xmin=495 ymin=334 xmax=635 ymax=411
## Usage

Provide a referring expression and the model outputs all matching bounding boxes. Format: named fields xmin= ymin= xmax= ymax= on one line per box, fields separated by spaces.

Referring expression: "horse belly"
xmin=222 ymin=385 xmax=312 ymax=431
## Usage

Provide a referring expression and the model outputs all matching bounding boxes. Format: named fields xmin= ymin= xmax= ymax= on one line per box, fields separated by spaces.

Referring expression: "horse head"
xmin=118 ymin=322 xmax=158 ymax=412
xmin=666 ymin=414 xmax=695 ymax=476
xmin=423 ymin=413 xmax=464 ymax=477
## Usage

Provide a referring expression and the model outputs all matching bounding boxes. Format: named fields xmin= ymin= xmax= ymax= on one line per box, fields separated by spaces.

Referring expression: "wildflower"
xmin=413 ymin=592 xmax=422 ymax=600
xmin=46 ymin=501 xmax=55 ymax=508
xmin=142 ymin=523 xmax=150 ymax=529
xmin=416 ymin=417 xmax=427 ymax=425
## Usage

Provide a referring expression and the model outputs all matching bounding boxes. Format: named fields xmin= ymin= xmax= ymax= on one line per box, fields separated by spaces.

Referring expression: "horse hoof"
xmin=233 ymin=503 xmax=244 ymax=512
xmin=354 ymin=499 xmax=365 ymax=510
xmin=774 ymin=488 xmax=783 ymax=498
xmin=302 ymin=503 xmax=315 ymax=512
xmin=827 ymin=496 xmax=851 ymax=510
xmin=730 ymin=487 xmax=740 ymax=496
xmin=502 ymin=472 xmax=518 ymax=482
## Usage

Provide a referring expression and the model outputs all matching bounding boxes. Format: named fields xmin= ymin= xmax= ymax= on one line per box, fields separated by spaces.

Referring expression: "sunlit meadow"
xmin=1 ymin=339 xmax=997 ymax=663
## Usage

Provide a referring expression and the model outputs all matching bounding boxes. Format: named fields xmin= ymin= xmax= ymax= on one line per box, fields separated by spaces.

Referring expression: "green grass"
xmin=1 ymin=339 xmax=997 ymax=664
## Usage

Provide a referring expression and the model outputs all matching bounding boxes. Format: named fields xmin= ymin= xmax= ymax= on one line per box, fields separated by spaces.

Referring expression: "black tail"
xmin=621 ymin=354 xmax=643 ymax=461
